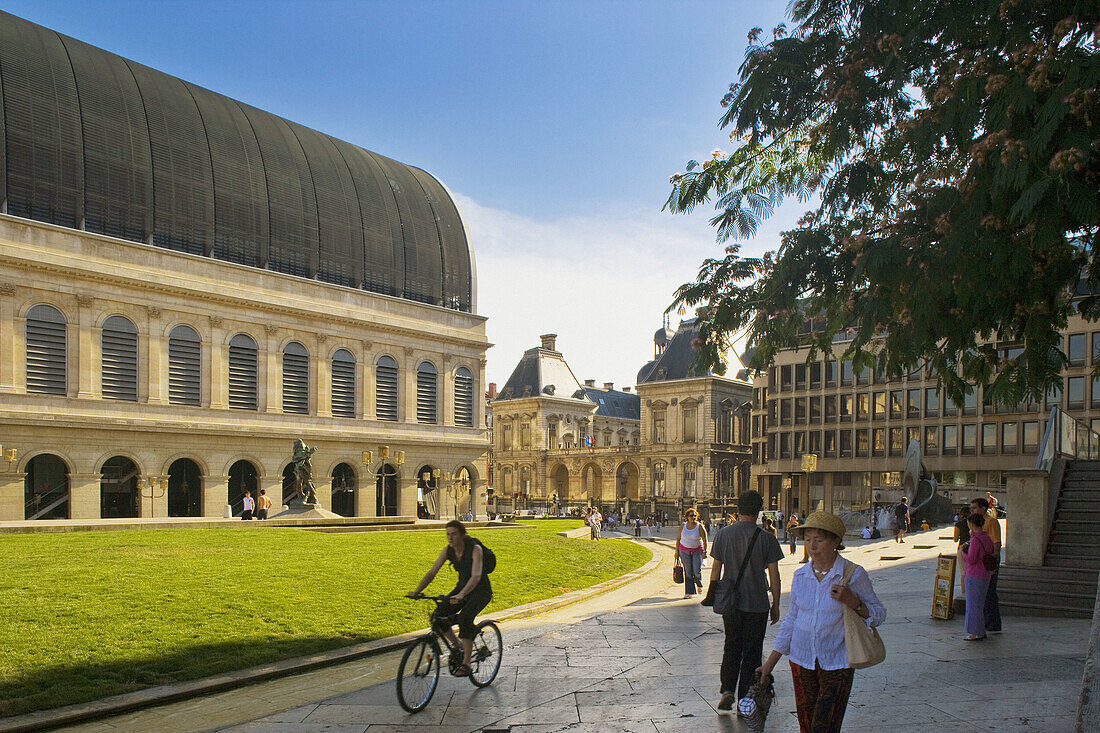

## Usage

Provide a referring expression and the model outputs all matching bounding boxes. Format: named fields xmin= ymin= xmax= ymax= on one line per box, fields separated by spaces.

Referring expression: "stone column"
xmin=1005 ymin=468 xmax=1050 ymax=567
xmin=207 ymin=318 xmax=226 ymax=409
xmin=261 ymin=473 xmax=284 ymax=513
xmin=0 ymin=283 xmax=19 ymax=393
xmin=70 ymin=472 xmax=103 ymax=519
xmin=0 ymin=471 xmax=26 ymax=521
xmin=360 ymin=465 xmax=378 ymax=517
xmin=143 ymin=309 xmax=165 ymax=404
xmin=315 ymin=347 xmax=331 ymax=418
xmin=403 ymin=349 xmax=416 ymax=423
xmin=441 ymin=357 xmax=454 ymax=426
xmin=75 ymin=296 xmax=99 ymax=399
xmin=204 ymin=474 xmax=230 ymax=518
xmin=142 ymin=478 xmax=169 ymax=518
xmin=263 ymin=329 xmax=279 ymax=414
xmin=400 ymin=473 xmax=419 ymax=517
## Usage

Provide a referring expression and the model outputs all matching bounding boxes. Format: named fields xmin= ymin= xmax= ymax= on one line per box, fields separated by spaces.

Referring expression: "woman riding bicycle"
xmin=407 ymin=520 xmax=492 ymax=677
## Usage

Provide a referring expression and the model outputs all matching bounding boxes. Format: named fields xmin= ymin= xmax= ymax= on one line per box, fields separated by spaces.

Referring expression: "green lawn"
xmin=0 ymin=522 xmax=647 ymax=717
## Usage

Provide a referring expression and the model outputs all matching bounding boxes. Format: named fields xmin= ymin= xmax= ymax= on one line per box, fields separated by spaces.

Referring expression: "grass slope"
xmin=0 ymin=521 xmax=648 ymax=717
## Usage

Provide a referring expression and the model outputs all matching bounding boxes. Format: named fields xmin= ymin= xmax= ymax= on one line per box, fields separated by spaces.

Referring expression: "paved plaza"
xmin=63 ymin=524 xmax=1088 ymax=733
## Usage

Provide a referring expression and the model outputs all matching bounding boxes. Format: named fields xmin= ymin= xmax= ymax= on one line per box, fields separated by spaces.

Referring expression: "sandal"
xmin=964 ymin=635 xmax=986 ymax=641
xmin=452 ymin=663 xmax=472 ymax=676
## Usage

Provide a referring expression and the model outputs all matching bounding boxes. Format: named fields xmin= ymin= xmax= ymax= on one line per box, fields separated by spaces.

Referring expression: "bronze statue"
xmin=291 ymin=439 xmax=319 ymax=505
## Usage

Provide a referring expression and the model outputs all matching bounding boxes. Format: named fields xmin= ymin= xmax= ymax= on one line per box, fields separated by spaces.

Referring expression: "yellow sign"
xmin=931 ymin=554 xmax=956 ymax=620
xmin=801 ymin=453 xmax=818 ymax=472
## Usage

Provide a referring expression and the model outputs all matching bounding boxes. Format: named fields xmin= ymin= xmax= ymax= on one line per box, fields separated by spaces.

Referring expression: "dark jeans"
xmin=984 ymin=563 xmax=1001 ymax=632
xmin=721 ymin=609 xmax=769 ymax=699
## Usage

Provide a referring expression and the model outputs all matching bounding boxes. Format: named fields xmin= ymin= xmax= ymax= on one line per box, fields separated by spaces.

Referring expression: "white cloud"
xmin=452 ymin=193 xmax=805 ymax=391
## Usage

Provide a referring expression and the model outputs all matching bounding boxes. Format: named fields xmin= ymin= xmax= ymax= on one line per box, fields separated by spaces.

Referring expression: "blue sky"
xmin=3 ymin=0 xmax=802 ymax=388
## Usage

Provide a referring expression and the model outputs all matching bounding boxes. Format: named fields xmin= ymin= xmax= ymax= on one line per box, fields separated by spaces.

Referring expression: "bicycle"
xmin=396 ymin=594 xmax=503 ymax=713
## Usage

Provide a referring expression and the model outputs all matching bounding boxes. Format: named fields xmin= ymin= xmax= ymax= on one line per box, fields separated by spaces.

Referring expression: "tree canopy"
xmin=666 ymin=0 xmax=1099 ymax=405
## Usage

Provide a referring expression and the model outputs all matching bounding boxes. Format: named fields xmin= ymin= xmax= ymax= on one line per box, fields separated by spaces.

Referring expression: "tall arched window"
xmin=25 ymin=304 xmax=67 ymax=395
xmin=454 ymin=366 xmax=474 ymax=427
xmin=168 ymin=324 xmax=201 ymax=406
xmin=416 ymin=361 xmax=438 ymax=424
xmin=228 ymin=333 xmax=258 ymax=410
xmin=653 ymin=461 xmax=666 ymax=496
xmin=683 ymin=462 xmax=697 ymax=497
xmin=375 ymin=355 xmax=399 ymax=421
xmin=331 ymin=348 xmax=356 ymax=419
xmin=101 ymin=315 xmax=137 ymax=401
xmin=282 ymin=341 xmax=309 ymax=414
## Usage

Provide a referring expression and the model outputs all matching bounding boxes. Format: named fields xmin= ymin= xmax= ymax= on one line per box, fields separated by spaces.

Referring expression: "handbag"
xmin=839 ymin=560 xmax=885 ymax=669
xmin=712 ymin=528 xmax=761 ymax=615
xmin=672 ymin=564 xmax=684 ymax=584
xmin=736 ymin=671 xmax=775 ymax=733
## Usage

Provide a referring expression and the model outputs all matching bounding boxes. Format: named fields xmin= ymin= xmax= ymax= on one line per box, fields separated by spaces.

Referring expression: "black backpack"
xmin=474 ymin=538 xmax=497 ymax=574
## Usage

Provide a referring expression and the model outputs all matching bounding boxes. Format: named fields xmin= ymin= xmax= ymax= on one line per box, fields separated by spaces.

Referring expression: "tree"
xmin=666 ymin=0 xmax=1099 ymax=405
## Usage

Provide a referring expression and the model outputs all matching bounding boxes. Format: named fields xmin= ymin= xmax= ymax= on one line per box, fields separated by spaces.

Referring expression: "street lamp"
xmin=140 ymin=475 xmax=167 ymax=518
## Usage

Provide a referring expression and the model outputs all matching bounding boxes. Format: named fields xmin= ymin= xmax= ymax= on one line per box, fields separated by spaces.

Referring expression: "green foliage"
xmin=666 ymin=0 xmax=1100 ymax=404
xmin=0 ymin=526 xmax=648 ymax=717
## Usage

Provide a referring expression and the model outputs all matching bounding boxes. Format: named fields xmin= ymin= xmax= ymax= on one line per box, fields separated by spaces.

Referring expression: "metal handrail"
xmin=1037 ymin=406 xmax=1100 ymax=472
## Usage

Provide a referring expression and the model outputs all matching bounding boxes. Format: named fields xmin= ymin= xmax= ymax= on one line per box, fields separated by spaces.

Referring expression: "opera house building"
xmin=0 ymin=11 xmax=489 ymax=522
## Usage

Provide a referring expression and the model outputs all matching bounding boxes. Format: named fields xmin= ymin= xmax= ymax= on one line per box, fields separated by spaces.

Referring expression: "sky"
xmin=2 ymin=0 xmax=806 ymax=389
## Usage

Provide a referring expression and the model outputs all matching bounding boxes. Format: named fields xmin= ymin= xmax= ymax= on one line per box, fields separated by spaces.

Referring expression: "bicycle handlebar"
xmin=407 ymin=593 xmax=451 ymax=602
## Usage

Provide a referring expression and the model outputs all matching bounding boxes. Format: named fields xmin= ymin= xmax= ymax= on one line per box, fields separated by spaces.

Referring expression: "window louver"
xmin=101 ymin=316 xmax=137 ymax=401
xmin=228 ymin=333 xmax=258 ymax=410
xmin=375 ymin=355 xmax=398 ymax=421
xmin=282 ymin=342 xmax=309 ymax=414
xmin=416 ymin=362 xmax=437 ymax=424
xmin=331 ymin=349 xmax=356 ymax=419
xmin=168 ymin=325 xmax=201 ymax=406
xmin=25 ymin=305 xmax=67 ymax=395
xmin=455 ymin=367 xmax=474 ymax=427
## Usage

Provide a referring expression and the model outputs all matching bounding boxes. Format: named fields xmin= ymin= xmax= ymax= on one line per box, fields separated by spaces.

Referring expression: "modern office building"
xmin=0 ymin=11 xmax=489 ymax=522
xmin=750 ymin=315 xmax=1100 ymax=523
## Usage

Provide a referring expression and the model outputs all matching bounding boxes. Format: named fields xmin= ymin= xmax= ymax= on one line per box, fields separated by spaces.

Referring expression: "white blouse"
xmin=772 ymin=555 xmax=886 ymax=671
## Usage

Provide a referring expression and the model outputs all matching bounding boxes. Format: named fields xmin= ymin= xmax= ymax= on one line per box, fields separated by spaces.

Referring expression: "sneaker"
xmin=718 ymin=691 xmax=736 ymax=712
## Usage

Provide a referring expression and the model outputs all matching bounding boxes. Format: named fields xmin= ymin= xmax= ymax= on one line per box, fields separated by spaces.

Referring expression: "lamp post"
xmin=140 ymin=475 xmax=167 ymax=518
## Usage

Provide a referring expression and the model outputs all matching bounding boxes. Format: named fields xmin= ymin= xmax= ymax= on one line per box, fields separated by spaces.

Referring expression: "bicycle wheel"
xmin=396 ymin=636 xmax=440 ymax=713
xmin=468 ymin=620 xmax=502 ymax=687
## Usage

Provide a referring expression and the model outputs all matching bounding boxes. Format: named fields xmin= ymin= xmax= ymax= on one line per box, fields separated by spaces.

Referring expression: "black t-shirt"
xmin=447 ymin=536 xmax=492 ymax=595
xmin=954 ymin=516 xmax=971 ymax=544
xmin=894 ymin=503 xmax=909 ymax=521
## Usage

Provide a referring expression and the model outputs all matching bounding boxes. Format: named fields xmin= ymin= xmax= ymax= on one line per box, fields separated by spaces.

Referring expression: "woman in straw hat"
xmin=756 ymin=511 xmax=886 ymax=733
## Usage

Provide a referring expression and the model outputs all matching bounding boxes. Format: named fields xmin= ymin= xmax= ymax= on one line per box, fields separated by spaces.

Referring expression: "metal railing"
xmin=1037 ymin=406 xmax=1100 ymax=472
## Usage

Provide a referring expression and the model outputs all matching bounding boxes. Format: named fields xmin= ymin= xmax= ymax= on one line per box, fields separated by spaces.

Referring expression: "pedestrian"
xmin=962 ymin=511 xmax=995 ymax=640
xmin=645 ymin=515 xmax=653 ymax=539
xmin=241 ymin=490 xmax=254 ymax=520
xmin=704 ymin=490 xmax=784 ymax=711
xmin=761 ymin=515 xmax=777 ymax=537
xmin=971 ymin=496 xmax=1002 ymax=633
xmin=777 ymin=509 xmax=785 ymax=540
xmin=634 ymin=516 xmax=642 ymax=537
xmin=757 ymin=511 xmax=887 ymax=732
xmin=860 ymin=525 xmax=872 ymax=540
xmin=786 ymin=512 xmax=800 ymax=555
xmin=256 ymin=488 xmax=271 ymax=520
xmin=894 ymin=497 xmax=910 ymax=543
xmin=676 ymin=508 xmax=708 ymax=598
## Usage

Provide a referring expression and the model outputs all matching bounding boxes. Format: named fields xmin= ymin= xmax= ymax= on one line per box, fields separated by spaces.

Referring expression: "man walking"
xmin=704 ymin=490 xmax=783 ymax=712
xmin=971 ymin=496 xmax=1002 ymax=633
xmin=894 ymin=496 xmax=911 ymax=543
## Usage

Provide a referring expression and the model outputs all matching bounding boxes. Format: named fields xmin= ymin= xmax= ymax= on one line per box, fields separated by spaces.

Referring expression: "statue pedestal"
xmin=271 ymin=501 xmax=341 ymax=520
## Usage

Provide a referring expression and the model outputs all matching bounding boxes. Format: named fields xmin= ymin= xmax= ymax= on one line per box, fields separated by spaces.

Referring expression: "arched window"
xmin=228 ymin=333 xmax=258 ymax=410
xmin=101 ymin=315 xmax=137 ymax=401
xmin=454 ymin=366 xmax=474 ymax=427
xmin=683 ymin=462 xmax=697 ymax=497
xmin=375 ymin=355 xmax=399 ymax=421
xmin=168 ymin=324 xmax=201 ymax=406
xmin=331 ymin=348 xmax=356 ymax=419
xmin=653 ymin=462 xmax=666 ymax=496
xmin=282 ymin=341 xmax=309 ymax=414
xmin=416 ymin=361 xmax=438 ymax=424
xmin=25 ymin=304 xmax=67 ymax=395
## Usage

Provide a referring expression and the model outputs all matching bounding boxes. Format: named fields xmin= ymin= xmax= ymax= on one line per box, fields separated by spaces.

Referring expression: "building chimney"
xmin=622 ymin=386 xmax=631 ymax=392
xmin=604 ymin=382 xmax=614 ymax=391
xmin=487 ymin=382 xmax=497 ymax=399
xmin=584 ymin=379 xmax=595 ymax=387
xmin=539 ymin=333 xmax=557 ymax=351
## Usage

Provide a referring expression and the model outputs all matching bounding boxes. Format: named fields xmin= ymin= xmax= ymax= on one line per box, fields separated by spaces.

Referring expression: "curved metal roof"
xmin=0 ymin=11 xmax=473 ymax=312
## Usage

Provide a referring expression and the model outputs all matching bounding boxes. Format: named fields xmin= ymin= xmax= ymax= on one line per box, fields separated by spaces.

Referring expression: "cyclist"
xmin=407 ymin=520 xmax=492 ymax=676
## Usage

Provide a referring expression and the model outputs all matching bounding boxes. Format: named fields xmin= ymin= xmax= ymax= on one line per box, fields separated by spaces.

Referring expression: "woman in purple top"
xmin=962 ymin=512 xmax=994 ymax=640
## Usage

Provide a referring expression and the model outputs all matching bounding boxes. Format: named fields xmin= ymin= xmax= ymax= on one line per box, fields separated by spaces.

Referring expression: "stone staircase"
xmin=1000 ymin=459 xmax=1100 ymax=618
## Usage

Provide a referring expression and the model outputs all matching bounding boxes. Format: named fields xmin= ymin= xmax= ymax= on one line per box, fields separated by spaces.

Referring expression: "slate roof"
xmin=496 ymin=345 xmax=584 ymax=401
xmin=638 ymin=318 xmax=749 ymax=383
xmin=582 ymin=387 xmax=640 ymax=420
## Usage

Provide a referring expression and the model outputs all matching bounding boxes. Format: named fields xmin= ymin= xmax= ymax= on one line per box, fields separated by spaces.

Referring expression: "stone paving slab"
xmin=55 ymin=527 xmax=1092 ymax=732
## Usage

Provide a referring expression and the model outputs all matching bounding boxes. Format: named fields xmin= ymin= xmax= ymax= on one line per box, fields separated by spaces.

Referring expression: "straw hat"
xmin=791 ymin=510 xmax=847 ymax=543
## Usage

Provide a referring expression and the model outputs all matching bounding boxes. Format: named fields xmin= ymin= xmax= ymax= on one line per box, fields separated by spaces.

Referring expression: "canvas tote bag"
xmin=840 ymin=560 xmax=886 ymax=669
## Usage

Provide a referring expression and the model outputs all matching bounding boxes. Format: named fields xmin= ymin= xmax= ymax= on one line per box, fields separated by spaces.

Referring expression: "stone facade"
xmin=1 ymin=216 xmax=489 ymax=521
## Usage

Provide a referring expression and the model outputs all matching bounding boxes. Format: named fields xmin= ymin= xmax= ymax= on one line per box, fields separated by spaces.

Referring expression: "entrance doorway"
xmin=100 ymin=457 xmax=139 ymax=518
xmin=167 ymin=458 xmax=202 ymax=517
xmin=228 ymin=460 xmax=258 ymax=517
xmin=376 ymin=463 xmax=398 ymax=516
xmin=331 ymin=463 xmax=356 ymax=517
xmin=24 ymin=454 xmax=69 ymax=519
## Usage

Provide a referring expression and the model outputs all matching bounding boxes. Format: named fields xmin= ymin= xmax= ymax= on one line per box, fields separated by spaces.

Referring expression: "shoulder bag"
xmin=840 ymin=560 xmax=886 ymax=669
xmin=712 ymin=527 xmax=761 ymax=615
